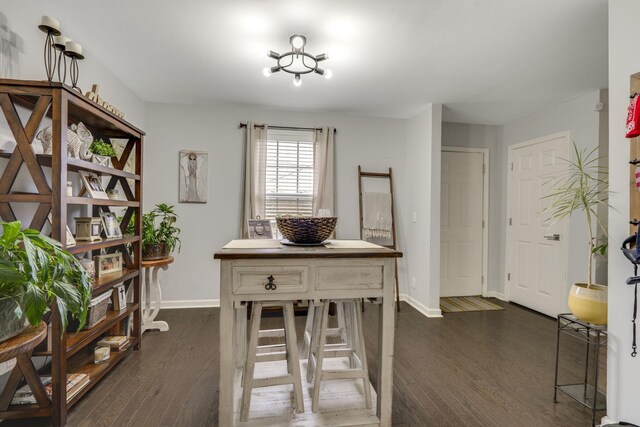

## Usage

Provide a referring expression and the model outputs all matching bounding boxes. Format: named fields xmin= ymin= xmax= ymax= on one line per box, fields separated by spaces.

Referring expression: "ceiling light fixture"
xmin=263 ymin=34 xmax=331 ymax=86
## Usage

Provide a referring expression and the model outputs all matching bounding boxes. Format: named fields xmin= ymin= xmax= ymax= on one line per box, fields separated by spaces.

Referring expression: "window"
xmin=265 ymin=129 xmax=314 ymax=221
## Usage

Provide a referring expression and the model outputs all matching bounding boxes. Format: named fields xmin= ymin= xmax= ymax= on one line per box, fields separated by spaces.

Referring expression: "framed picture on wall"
xmin=179 ymin=150 xmax=208 ymax=203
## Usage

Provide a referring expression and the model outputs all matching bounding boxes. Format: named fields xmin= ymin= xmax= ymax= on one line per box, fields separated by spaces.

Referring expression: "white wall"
xmin=442 ymin=122 xmax=503 ymax=296
xmin=606 ymin=1 xmax=640 ymax=424
xmin=500 ymin=90 xmax=608 ymax=303
xmin=403 ymin=104 xmax=442 ymax=316
xmin=0 ymin=5 xmax=145 ymax=127
xmin=145 ymin=102 xmax=409 ymax=306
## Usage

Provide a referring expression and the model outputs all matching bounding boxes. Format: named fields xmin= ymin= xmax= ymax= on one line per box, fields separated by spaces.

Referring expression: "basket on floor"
xmin=276 ymin=216 xmax=337 ymax=244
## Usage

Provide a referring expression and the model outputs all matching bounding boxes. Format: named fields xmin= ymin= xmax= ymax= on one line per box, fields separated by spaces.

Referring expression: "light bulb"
xmin=263 ymin=67 xmax=272 ymax=77
xmin=324 ymin=69 xmax=333 ymax=79
xmin=294 ymin=74 xmax=302 ymax=87
xmin=291 ymin=35 xmax=305 ymax=50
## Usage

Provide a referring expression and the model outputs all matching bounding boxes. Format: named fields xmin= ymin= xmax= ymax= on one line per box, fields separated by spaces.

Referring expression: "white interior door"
xmin=506 ymin=132 xmax=569 ymax=317
xmin=440 ymin=150 xmax=485 ymax=297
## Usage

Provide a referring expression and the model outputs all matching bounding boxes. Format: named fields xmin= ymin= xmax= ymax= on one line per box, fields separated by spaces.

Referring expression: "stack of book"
xmin=12 ymin=373 xmax=89 ymax=405
xmin=97 ymin=335 xmax=129 ymax=351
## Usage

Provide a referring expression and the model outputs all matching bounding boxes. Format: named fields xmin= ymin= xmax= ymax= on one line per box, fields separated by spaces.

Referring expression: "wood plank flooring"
xmin=2 ymin=301 xmax=602 ymax=426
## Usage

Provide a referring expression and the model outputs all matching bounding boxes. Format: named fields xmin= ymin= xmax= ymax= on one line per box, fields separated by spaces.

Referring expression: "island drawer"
xmin=315 ymin=265 xmax=383 ymax=290
xmin=232 ymin=265 xmax=309 ymax=295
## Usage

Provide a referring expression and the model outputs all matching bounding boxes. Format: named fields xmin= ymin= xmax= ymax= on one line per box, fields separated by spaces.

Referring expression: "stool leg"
xmin=283 ymin=301 xmax=304 ymax=414
xmin=302 ymin=300 xmax=315 ymax=359
xmin=352 ymin=300 xmax=372 ymax=409
xmin=240 ymin=301 xmax=263 ymax=422
xmin=307 ymin=301 xmax=324 ymax=383
xmin=344 ymin=301 xmax=357 ymax=368
xmin=312 ymin=300 xmax=330 ymax=413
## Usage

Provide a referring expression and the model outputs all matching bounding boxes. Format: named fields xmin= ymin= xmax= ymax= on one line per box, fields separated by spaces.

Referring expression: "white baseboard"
xmin=598 ymin=415 xmax=615 ymax=426
xmin=399 ymin=294 xmax=443 ymax=318
xmin=159 ymin=299 xmax=220 ymax=309
xmin=486 ymin=291 xmax=506 ymax=301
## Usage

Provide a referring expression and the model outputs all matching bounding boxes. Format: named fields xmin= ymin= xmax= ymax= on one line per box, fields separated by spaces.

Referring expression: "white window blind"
xmin=265 ymin=129 xmax=314 ymax=220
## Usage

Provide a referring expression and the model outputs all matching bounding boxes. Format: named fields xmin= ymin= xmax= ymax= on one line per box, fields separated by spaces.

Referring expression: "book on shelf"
xmin=11 ymin=373 xmax=89 ymax=405
xmin=97 ymin=335 xmax=129 ymax=351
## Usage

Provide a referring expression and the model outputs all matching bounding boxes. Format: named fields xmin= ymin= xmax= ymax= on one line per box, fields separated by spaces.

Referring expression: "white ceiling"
xmin=33 ymin=0 xmax=608 ymax=124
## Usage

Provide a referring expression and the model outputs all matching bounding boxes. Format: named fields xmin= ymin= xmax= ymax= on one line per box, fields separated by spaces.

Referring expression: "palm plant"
xmin=543 ymin=142 xmax=609 ymax=288
xmin=0 ymin=220 xmax=92 ymax=331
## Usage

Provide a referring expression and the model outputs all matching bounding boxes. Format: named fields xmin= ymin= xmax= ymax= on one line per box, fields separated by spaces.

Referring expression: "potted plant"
xmin=0 ymin=220 xmax=92 ymax=343
xmin=89 ymin=139 xmax=117 ymax=167
xmin=125 ymin=204 xmax=181 ymax=261
xmin=544 ymin=142 xmax=609 ymax=325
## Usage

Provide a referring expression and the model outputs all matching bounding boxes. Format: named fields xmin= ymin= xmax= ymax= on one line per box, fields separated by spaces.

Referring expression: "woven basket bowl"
xmin=276 ymin=217 xmax=337 ymax=244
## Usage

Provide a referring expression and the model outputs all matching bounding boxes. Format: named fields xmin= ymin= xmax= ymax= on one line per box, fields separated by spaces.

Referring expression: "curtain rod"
xmin=239 ymin=123 xmax=337 ymax=134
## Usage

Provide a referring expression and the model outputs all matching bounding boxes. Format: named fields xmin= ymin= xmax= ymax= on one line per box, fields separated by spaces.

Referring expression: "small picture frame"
xmin=47 ymin=214 xmax=76 ymax=247
xmin=80 ymin=171 xmax=109 ymax=199
xmin=112 ymin=284 xmax=127 ymax=311
xmin=94 ymin=253 xmax=123 ymax=277
xmin=247 ymin=219 xmax=273 ymax=239
xmin=100 ymin=212 xmax=123 ymax=239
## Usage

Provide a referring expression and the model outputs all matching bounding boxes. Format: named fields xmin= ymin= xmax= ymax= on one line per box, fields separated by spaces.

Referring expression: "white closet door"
xmin=440 ymin=151 xmax=484 ymax=297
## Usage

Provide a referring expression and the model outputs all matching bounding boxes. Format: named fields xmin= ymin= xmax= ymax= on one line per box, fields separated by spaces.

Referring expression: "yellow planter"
xmin=567 ymin=283 xmax=608 ymax=325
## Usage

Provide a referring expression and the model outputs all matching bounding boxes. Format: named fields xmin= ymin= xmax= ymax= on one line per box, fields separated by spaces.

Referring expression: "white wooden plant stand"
xmin=141 ymin=256 xmax=173 ymax=333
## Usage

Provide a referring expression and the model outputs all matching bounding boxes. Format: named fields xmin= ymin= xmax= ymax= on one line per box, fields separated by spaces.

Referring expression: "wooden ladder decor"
xmin=358 ymin=165 xmax=401 ymax=312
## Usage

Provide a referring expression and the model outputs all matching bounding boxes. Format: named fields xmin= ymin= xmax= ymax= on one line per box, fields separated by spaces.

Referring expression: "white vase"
xmin=92 ymin=155 xmax=110 ymax=167
xmin=567 ymin=283 xmax=608 ymax=325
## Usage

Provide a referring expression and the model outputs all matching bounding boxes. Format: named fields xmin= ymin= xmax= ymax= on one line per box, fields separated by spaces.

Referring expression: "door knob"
xmin=544 ymin=234 xmax=560 ymax=241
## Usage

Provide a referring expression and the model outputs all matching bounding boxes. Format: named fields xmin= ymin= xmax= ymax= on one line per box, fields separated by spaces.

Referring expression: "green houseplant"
xmin=543 ymin=142 xmax=609 ymax=324
xmin=89 ymin=139 xmax=117 ymax=167
xmin=126 ymin=204 xmax=181 ymax=260
xmin=0 ymin=220 xmax=92 ymax=342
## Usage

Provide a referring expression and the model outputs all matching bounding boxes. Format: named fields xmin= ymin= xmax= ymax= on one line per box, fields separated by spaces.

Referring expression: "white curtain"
xmin=241 ymin=122 xmax=268 ymax=238
xmin=312 ymin=127 xmax=335 ymax=218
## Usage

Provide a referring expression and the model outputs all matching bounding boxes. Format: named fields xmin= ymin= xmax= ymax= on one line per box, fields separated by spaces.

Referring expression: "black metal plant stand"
xmin=554 ymin=313 xmax=607 ymax=427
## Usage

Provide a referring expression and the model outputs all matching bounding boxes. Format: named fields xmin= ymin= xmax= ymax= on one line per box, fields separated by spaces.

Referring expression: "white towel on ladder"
xmin=362 ymin=192 xmax=392 ymax=239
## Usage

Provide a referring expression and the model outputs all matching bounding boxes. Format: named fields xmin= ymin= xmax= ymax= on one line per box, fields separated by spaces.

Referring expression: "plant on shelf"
xmin=543 ymin=141 xmax=609 ymax=325
xmin=125 ymin=203 xmax=181 ymax=261
xmin=89 ymin=139 xmax=117 ymax=166
xmin=0 ymin=220 xmax=92 ymax=343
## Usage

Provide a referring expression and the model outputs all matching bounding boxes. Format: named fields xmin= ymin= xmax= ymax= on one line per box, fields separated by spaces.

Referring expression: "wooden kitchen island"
xmin=214 ymin=241 xmax=402 ymax=426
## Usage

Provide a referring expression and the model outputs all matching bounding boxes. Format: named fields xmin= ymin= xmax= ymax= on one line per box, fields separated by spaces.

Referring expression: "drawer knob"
xmin=265 ymin=275 xmax=277 ymax=291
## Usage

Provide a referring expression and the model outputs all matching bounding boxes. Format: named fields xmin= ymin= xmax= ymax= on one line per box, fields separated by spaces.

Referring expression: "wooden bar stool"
xmin=302 ymin=301 xmax=357 ymax=368
xmin=240 ymin=300 xmax=304 ymax=422
xmin=307 ymin=299 xmax=371 ymax=413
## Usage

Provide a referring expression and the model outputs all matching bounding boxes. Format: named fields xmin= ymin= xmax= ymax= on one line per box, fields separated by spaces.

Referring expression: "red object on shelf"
xmin=627 ymin=94 xmax=640 ymax=138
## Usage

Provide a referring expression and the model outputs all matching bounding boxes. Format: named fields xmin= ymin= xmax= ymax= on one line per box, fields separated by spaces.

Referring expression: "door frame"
xmin=504 ymin=131 xmax=571 ymax=313
xmin=441 ymin=146 xmax=489 ymax=297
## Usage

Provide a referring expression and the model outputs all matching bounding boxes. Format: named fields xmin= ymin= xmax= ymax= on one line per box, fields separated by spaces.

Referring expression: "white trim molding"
xmin=599 ymin=415 xmax=615 ymax=427
xmin=486 ymin=291 xmax=506 ymax=301
xmin=160 ymin=299 xmax=220 ymax=309
xmin=400 ymin=294 xmax=443 ymax=318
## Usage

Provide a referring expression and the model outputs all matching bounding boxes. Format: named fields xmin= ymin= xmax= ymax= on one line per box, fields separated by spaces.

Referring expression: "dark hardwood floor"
xmin=2 ymin=301 xmax=602 ymax=426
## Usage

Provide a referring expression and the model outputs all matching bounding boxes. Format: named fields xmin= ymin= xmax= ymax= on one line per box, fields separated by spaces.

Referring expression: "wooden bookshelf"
xmin=0 ymin=79 xmax=144 ymax=427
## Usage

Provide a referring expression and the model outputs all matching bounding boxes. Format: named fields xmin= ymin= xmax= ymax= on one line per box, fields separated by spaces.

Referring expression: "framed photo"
xmin=94 ymin=253 xmax=123 ymax=277
xmin=47 ymin=214 xmax=76 ymax=247
xmin=112 ymin=284 xmax=127 ymax=311
xmin=247 ymin=219 xmax=273 ymax=239
xmin=179 ymin=150 xmax=208 ymax=203
xmin=80 ymin=171 xmax=109 ymax=199
xmin=100 ymin=212 xmax=123 ymax=239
